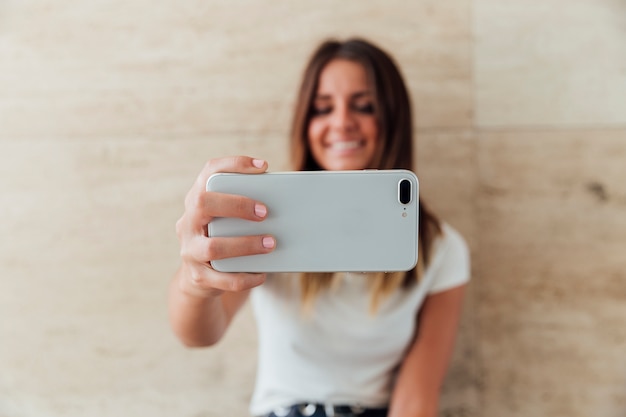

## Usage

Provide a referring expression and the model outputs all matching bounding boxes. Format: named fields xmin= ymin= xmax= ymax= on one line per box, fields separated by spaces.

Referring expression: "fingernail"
xmin=252 ymin=159 xmax=265 ymax=168
xmin=255 ymin=204 xmax=267 ymax=218
xmin=262 ymin=236 xmax=275 ymax=249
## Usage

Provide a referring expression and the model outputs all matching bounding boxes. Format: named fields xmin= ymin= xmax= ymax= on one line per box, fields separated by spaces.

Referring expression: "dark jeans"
xmin=265 ymin=404 xmax=388 ymax=417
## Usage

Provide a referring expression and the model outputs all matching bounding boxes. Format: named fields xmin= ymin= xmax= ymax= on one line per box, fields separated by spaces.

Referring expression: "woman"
xmin=169 ymin=38 xmax=470 ymax=417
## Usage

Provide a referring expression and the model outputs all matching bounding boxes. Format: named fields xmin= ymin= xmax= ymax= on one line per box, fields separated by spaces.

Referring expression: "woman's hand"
xmin=169 ymin=156 xmax=277 ymax=346
xmin=175 ymin=156 xmax=276 ymax=300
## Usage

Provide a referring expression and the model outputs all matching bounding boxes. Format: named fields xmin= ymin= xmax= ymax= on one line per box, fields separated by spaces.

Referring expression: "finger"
xmin=182 ymin=235 xmax=276 ymax=264
xmin=186 ymin=263 xmax=266 ymax=294
xmin=187 ymin=191 xmax=268 ymax=226
xmin=193 ymin=156 xmax=268 ymax=192
xmin=204 ymin=270 xmax=267 ymax=293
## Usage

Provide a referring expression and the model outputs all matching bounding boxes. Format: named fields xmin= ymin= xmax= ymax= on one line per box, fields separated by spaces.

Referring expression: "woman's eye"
xmin=311 ymin=106 xmax=332 ymax=116
xmin=354 ymin=103 xmax=375 ymax=114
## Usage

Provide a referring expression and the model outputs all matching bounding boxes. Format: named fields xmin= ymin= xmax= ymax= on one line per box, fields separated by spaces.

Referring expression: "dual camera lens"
xmin=399 ymin=179 xmax=412 ymax=205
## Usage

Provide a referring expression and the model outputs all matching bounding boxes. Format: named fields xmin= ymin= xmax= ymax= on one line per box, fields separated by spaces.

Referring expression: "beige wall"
xmin=1 ymin=1 xmax=625 ymax=416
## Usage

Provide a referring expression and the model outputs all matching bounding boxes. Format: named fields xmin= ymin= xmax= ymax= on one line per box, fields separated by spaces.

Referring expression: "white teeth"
xmin=330 ymin=141 xmax=361 ymax=150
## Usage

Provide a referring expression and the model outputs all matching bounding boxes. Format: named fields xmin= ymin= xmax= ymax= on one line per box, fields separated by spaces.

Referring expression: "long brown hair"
xmin=290 ymin=38 xmax=442 ymax=312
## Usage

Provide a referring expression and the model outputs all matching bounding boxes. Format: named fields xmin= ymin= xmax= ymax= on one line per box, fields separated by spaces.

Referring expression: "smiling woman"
xmin=169 ymin=38 xmax=470 ymax=417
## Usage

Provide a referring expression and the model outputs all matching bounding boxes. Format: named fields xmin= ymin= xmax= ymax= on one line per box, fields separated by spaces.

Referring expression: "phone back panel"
xmin=206 ymin=170 xmax=419 ymax=273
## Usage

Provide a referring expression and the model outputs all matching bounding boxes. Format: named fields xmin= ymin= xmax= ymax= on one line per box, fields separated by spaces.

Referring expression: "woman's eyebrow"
xmin=314 ymin=90 xmax=372 ymax=100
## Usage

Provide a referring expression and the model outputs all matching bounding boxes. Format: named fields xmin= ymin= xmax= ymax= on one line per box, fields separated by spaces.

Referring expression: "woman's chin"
xmin=318 ymin=157 xmax=370 ymax=171
xmin=324 ymin=163 xmax=367 ymax=171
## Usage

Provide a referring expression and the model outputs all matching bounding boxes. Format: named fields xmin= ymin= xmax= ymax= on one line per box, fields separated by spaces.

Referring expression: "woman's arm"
xmin=388 ymin=284 xmax=467 ymax=417
xmin=168 ymin=265 xmax=254 ymax=347
xmin=168 ymin=156 xmax=276 ymax=347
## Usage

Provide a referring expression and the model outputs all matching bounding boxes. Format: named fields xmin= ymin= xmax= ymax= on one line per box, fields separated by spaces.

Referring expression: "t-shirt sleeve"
xmin=427 ymin=224 xmax=471 ymax=294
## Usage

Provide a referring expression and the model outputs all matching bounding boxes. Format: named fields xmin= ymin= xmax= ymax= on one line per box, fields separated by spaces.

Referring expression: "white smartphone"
xmin=205 ymin=170 xmax=419 ymax=273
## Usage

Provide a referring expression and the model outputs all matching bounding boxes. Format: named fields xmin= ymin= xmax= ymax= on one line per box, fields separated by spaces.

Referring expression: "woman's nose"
xmin=330 ymin=105 xmax=357 ymax=130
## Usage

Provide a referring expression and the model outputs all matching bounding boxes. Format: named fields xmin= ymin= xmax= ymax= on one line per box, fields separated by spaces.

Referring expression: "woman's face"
xmin=307 ymin=59 xmax=379 ymax=171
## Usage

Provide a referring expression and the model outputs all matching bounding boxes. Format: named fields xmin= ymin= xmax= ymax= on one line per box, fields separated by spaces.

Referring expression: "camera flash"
xmin=402 ymin=212 xmax=407 ymax=217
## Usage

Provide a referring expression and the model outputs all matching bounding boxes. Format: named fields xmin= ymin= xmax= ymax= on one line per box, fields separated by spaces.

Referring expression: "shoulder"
xmin=426 ymin=222 xmax=471 ymax=294
xmin=439 ymin=223 xmax=469 ymax=258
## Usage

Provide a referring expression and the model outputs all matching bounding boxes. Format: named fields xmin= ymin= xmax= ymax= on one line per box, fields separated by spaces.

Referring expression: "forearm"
xmin=388 ymin=285 xmax=466 ymax=417
xmin=168 ymin=265 xmax=230 ymax=347
xmin=387 ymin=342 xmax=447 ymax=417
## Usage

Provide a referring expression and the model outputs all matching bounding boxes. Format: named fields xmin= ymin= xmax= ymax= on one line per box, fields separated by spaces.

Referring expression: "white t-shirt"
xmin=248 ymin=223 xmax=470 ymax=416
